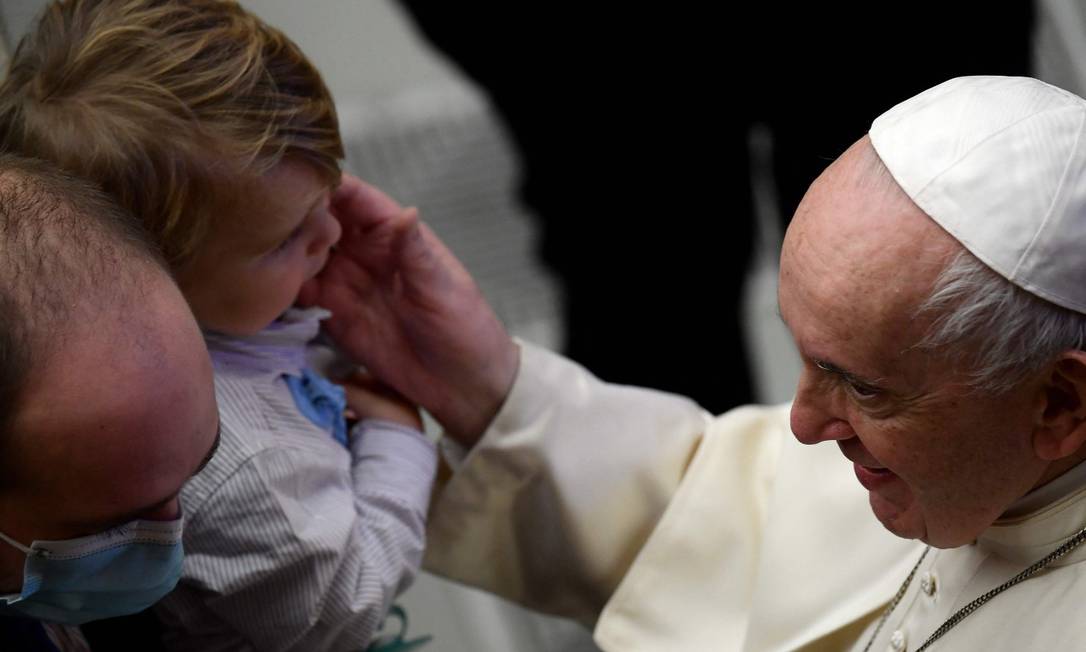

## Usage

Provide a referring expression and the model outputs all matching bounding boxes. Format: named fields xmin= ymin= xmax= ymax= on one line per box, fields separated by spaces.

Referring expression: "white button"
xmin=920 ymin=571 xmax=937 ymax=597
xmin=889 ymin=629 xmax=907 ymax=652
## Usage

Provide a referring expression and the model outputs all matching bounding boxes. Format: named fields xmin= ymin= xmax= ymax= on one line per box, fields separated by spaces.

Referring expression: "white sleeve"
xmin=423 ymin=342 xmax=714 ymax=625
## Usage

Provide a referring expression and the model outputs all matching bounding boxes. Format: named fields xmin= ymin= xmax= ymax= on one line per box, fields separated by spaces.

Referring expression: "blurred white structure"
xmin=1035 ymin=0 xmax=1086 ymax=97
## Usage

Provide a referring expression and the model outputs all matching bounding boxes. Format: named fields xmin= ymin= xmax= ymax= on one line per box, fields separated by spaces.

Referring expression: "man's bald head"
xmin=0 ymin=155 xmax=168 ymax=456
xmin=783 ymin=136 xmax=963 ymax=369
xmin=0 ymin=157 xmax=219 ymax=596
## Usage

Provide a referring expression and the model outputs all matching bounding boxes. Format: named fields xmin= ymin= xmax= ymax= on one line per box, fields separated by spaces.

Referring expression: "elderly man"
xmin=302 ymin=76 xmax=1086 ymax=650
xmin=0 ymin=156 xmax=220 ymax=650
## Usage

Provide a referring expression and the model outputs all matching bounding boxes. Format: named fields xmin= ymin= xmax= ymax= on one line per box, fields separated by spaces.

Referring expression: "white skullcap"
xmin=869 ymin=75 xmax=1086 ymax=313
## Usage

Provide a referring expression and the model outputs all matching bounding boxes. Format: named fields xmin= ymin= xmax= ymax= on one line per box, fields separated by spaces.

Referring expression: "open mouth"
xmin=854 ymin=463 xmax=896 ymax=490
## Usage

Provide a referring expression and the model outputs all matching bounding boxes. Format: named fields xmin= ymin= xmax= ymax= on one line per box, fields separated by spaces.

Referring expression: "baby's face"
xmin=176 ymin=160 xmax=340 ymax=335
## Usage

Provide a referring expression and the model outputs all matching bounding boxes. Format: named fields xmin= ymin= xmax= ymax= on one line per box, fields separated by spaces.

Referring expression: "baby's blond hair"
xmin=0 ymin=0 xmax=344 ymax=265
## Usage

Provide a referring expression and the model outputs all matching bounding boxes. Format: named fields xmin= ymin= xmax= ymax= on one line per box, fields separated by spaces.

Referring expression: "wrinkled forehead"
xmin=780 ymin=140 xmax=962 ymax=357
xmin=788 ymin=140 xmax=957 ymax=275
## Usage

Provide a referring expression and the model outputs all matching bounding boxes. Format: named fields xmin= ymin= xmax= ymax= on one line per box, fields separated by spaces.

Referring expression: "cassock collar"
xmin=978 ymin=459 xmax=1086 ymax=566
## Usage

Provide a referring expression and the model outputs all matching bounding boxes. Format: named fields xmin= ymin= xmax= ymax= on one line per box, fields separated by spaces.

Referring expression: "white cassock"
xmin=424 ymin=344 xmax=1086 ymax=651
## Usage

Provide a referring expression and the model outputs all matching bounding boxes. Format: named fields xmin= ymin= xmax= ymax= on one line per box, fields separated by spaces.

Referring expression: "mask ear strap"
xmin=0 ymin=530 xmax=43 ymax=557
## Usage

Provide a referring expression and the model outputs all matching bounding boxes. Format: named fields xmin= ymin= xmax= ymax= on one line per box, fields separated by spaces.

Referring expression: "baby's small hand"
xmin=339 ymin=370 xmax=423 ymax=430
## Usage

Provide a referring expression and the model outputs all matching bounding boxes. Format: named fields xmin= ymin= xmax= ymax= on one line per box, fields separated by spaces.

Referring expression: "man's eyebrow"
xmin=814 ymin=359 xmax=883 ymax=387
xmin=777 ymin=298 xmax=886 ymax=388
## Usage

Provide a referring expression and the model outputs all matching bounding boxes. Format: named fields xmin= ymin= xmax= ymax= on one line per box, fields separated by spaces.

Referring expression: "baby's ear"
xmin=1033 ymin=351 xmax=1086 ymax=461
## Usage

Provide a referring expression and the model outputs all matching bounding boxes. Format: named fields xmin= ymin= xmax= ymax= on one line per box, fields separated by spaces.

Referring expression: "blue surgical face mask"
xmin=0 ymin=517 xmax=184 ymax=625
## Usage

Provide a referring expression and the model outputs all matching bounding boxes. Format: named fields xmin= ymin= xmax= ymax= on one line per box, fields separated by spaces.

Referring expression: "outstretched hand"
xmin=298 ymin=174 xmax=519 ymax=445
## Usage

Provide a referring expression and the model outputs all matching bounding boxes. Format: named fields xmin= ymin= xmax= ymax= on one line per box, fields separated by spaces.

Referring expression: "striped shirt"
xmin=154 ymin=309 xmax=437 ymax=652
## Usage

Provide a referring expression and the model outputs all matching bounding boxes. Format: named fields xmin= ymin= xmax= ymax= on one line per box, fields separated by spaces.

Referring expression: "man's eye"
xmin=847 ymin=380 xmax=880 ymax=398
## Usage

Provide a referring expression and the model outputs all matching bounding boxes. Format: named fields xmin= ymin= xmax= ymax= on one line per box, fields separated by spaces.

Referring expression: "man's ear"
xmin=1034 ymin=350 xmax=1086 ymax=461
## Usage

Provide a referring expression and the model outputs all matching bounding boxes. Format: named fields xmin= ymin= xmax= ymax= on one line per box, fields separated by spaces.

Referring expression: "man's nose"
xmin=790 ymin=367 xmax=855 ymax=445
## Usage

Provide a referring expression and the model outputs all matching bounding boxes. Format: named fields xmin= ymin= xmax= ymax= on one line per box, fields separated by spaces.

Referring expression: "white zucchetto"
xmin=869 ymin=76 xmax=1086 ymax=313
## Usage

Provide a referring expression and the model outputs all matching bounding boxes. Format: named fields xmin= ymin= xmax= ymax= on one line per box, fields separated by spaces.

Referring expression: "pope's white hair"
xmin=915 ymin=249 xmax=1086 ymax=393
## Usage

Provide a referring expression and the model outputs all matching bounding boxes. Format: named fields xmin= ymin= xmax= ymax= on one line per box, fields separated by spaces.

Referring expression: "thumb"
xmin=392 ymin=210 xmax=474 ymax=303
xmin=331 ymin=174 xmax=405 ymax=237
xmin=392 ymin=208 xmax=440 ymax=287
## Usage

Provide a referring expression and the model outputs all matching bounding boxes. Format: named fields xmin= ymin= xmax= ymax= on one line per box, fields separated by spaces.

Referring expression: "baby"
xmin=0 ymin=1 xmax=436 ymax=650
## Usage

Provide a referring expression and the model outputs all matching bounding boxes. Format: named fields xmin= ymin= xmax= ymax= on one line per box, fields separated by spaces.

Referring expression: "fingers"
xmin=417 ymin=222 xmax=474 ymax=282
xmin=339 ymin=372 xmax=423 ymax=429
xmin=305 ymin=199 xmax=474 ymax=327
xmin=332 ymin=174 xmax=404 ymax=235
xmin=338 ymin=369 xmax=407 ymax=400
xmin=391 ymin=208 xmax=427 ymax=271
xmin=297 ymin=240 xmax=376 ymax=307
xmin=393 ymin=216 xmax=477 ymax=307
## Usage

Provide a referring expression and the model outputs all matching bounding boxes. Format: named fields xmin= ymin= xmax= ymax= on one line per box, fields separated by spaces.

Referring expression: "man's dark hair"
xmin=0 ymin=154 xmax=165 ymax=455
